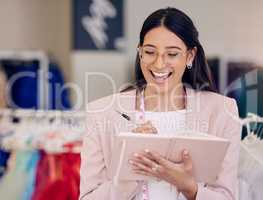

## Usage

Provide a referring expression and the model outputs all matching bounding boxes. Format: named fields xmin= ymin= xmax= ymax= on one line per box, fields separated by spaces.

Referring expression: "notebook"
xmin=112 ymin=131 xmax=230 ymax=184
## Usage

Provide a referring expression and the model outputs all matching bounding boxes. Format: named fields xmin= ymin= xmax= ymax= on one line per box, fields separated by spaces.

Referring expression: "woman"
xmin=79 ymin=7 xmax=241 ymax=200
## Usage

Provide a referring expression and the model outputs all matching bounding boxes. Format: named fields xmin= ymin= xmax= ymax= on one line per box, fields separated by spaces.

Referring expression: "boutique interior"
xmin=0 ymin=1 xmax=263 ymax=199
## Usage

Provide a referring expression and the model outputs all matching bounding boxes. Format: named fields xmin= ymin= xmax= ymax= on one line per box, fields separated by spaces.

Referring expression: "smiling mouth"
xmin=150 ymin=70 xmax=173 ymax=83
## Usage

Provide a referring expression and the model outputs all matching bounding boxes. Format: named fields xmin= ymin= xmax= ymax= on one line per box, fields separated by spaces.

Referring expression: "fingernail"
xmin=128 ymin=160 xmax=134 ymax=164
xmin=183 ymin=150 xmax=189 ymax=157
xmin=144 ymin=149 xmax=150 ymax=153
xmin=133 ymin=153 xmax=139 ymax=157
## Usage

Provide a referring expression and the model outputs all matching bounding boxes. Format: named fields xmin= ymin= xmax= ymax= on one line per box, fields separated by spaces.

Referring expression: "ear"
xmin=186 ymin=47 xmax=197 ymax=65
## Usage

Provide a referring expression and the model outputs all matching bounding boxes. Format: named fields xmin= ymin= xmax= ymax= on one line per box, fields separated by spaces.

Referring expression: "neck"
xmin=143 ymin=84 xmax=186 ymax=112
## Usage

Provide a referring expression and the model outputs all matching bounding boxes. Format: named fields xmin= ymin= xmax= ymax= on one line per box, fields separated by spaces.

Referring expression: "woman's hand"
xmin=129 ymin=149 xmax=198 ymax=200
xmin=131 ymin=120 xmax=158 ymax=134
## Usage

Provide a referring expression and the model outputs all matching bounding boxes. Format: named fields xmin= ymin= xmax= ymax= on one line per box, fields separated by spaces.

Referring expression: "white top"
xmin=135 ymin=110 xmax=188 ymax=200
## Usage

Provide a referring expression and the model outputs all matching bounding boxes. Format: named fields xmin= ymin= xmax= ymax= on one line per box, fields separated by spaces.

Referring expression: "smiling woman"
xmin=134 ymin=8 xmax=216 ymax=94
xmin=79 ymin=7 xmax=241 ymax=200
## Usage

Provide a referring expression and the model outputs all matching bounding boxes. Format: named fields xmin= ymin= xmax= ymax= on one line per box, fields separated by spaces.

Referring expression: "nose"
xmin=153 ymin=54 xmax=166 ymax=69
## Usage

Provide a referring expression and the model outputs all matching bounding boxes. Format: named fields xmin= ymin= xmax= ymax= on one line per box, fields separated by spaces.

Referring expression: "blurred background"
xmin=0 ymin=0 xmax=263 ymax=200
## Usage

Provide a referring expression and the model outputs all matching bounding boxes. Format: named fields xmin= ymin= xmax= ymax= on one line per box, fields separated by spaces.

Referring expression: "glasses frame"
xmin=137 ymin=46 xmax=189 ymax=65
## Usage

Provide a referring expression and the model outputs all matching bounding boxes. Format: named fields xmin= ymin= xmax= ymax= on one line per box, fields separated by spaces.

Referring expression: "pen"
xmin=115 ymin=110 xmax=145 ymax=125
xmin=115 ymin=110 xmax=131 ymax=121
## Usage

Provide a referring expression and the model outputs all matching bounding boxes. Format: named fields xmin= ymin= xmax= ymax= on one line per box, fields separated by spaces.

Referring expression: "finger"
xmin=132 ymin=169 xmax=153 ymax=177
xmin=133 ymin=153 xmax=158 ymax=168
xmin=131 ymin=163 xmax=159 ymax=176
xmin=133 ymin=126 xmax=157 ymax=134
xmin=133 ymin=164 xmax=163 ymax=182
xmin=146 ymin=126 xmax=157 ymax=134
xmin=132 ymin=126 xmax=147 ymax=133
xmin=129 ymin=159 xmax=152 ymax=173
xmin=147 ymin=151 xmax=170 ymax=166
xmin=132 ymin=125 xmax=149 ymax=133
xmin=132 ymin=165 xmax=158 ymax=177
xmin=144 ymin=121 xmax=156 ymax=129
xmin=130 ymin=156 xmax=162 ymax=178
xmin=133 ymin=120 xmax=158 ymax=133
xmin=182 ymin=150 xmax=193 ymax=173
xmin=144 ymin=126 xmax=158 ymax=134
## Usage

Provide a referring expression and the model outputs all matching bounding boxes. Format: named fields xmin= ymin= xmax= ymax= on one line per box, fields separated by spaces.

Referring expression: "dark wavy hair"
xmin=130 ymin=7 xmax=216 ymax=92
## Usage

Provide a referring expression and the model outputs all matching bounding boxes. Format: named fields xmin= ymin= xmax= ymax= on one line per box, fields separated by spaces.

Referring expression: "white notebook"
xmin=112 ymin=131 xmax=230 ymax=184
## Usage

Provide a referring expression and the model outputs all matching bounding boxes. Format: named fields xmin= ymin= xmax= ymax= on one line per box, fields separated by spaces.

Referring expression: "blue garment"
xmin=2 ymin=60 xmax=39 ymax=109
xmin=0 ymin=130 xmax=14 ymax=179
xmin=0 ymin=151 xmax=37 ymax=200
xmin=1 ymin=60 xmax=71 ymax=110
xmin=0 ymin=150 xmax=10 ymax=178
xmin=48 ymin=63 xmax=71 ymax=110
xmin=22 ymin=151 xmax=40 ymax=200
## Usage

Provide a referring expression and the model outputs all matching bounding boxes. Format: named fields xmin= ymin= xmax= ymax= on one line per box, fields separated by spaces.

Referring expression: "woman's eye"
xmin=167 ymin=52 xmax=179 ymax=57
xmin=144 ymin=51 xmax=155 ymax=55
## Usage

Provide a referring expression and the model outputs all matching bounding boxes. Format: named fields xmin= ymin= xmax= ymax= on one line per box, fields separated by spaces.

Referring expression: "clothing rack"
xmin=0 ymin=50 xmax=49 ymax=110
xmin=239 ymin=112 xmax=263 ymax=168
xmin=0 ymin=108 xmax=86 ymax=153
xmin=239 ymin=113 xmax=263 ymax=200
xmin=0 ymin=108 xmax=86 ymax=118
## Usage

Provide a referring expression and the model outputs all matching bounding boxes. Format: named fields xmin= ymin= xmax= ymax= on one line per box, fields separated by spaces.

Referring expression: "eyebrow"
xmin=143 ymin=44 xmax=182 ymax=50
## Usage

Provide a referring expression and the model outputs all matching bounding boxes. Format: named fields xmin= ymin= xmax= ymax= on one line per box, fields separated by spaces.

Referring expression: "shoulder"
xmin=188 ymin=89 xmax=241 ymax=140
xmin=187 ymin=87 xmax=240 ymax=123
xmin=196 ymin=90 xmax=241 ymax=130
xmin=197 ymin=90 xmax=238 ymax=114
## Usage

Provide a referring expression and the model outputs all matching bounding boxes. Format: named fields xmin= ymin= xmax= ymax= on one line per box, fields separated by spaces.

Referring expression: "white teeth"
xmin=152 ymin=71 xmax=170 ymax=78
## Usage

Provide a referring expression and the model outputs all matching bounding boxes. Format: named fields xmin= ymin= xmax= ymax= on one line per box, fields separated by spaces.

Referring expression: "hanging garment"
xmin=0 ymin=151 xmax=38 ymax=200
xmin=0 ymin=150 xmax=9 ymax=178
xmin=1 ymin=60 xmax=39 ymax=108
xmin=0 ymin=125 xmax=15 ymax=179
xmin=32 ymin=151 xmax=80 ymax=200
xmin=22 ymin=151 xmax=40 ymax=200
xmin=239 ymin=133 xmax=263 ymax=200
xmin=1 ymin=60 xmax=71 ymax=110
xmin=48 ymin=63 xmax=71 ymax=110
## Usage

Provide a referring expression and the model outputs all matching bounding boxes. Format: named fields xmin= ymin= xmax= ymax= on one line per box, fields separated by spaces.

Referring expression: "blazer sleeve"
xmin=79 ymin=113 xmax=137 ymax=200
xmin=196 ymin=98 xmax=242 ymax=200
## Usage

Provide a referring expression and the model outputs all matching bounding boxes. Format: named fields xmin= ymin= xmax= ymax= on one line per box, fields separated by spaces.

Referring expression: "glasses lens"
xmin=140 ymin=47 xmax=157 ymax=64
xmin=164 ymin=51 xmax=181 ymax=65
xmin=139 ymin=47 xmax=184 ymax=65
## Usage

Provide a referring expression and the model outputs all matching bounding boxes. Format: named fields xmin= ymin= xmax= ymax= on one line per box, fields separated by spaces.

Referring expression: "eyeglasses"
xmin=137 ymin=46 xmax=187 ymax=65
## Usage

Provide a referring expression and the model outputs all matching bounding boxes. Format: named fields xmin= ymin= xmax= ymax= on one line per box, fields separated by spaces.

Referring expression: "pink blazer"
xmin=79 ymin=87 xmax=242 ymax=200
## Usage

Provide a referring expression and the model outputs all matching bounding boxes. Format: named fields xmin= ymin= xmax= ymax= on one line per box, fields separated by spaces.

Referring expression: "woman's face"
xmin=139 ymin=26 xmax=196 ymax=94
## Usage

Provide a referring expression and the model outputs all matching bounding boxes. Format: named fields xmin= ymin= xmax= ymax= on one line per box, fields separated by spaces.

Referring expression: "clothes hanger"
xmin=0 ymin=109 xmax=86 ymax=153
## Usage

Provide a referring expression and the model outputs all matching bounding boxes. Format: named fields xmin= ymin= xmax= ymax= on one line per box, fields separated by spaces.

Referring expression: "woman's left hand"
xmin=129 ymin=149 xmax=198 ymax=200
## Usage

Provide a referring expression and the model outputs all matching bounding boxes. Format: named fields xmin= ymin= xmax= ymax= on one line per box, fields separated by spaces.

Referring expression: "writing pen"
xmin=115 ymin=110 xmax=131 ymax=121
xmin=115 ymin=110 xmax=146 ymax=126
